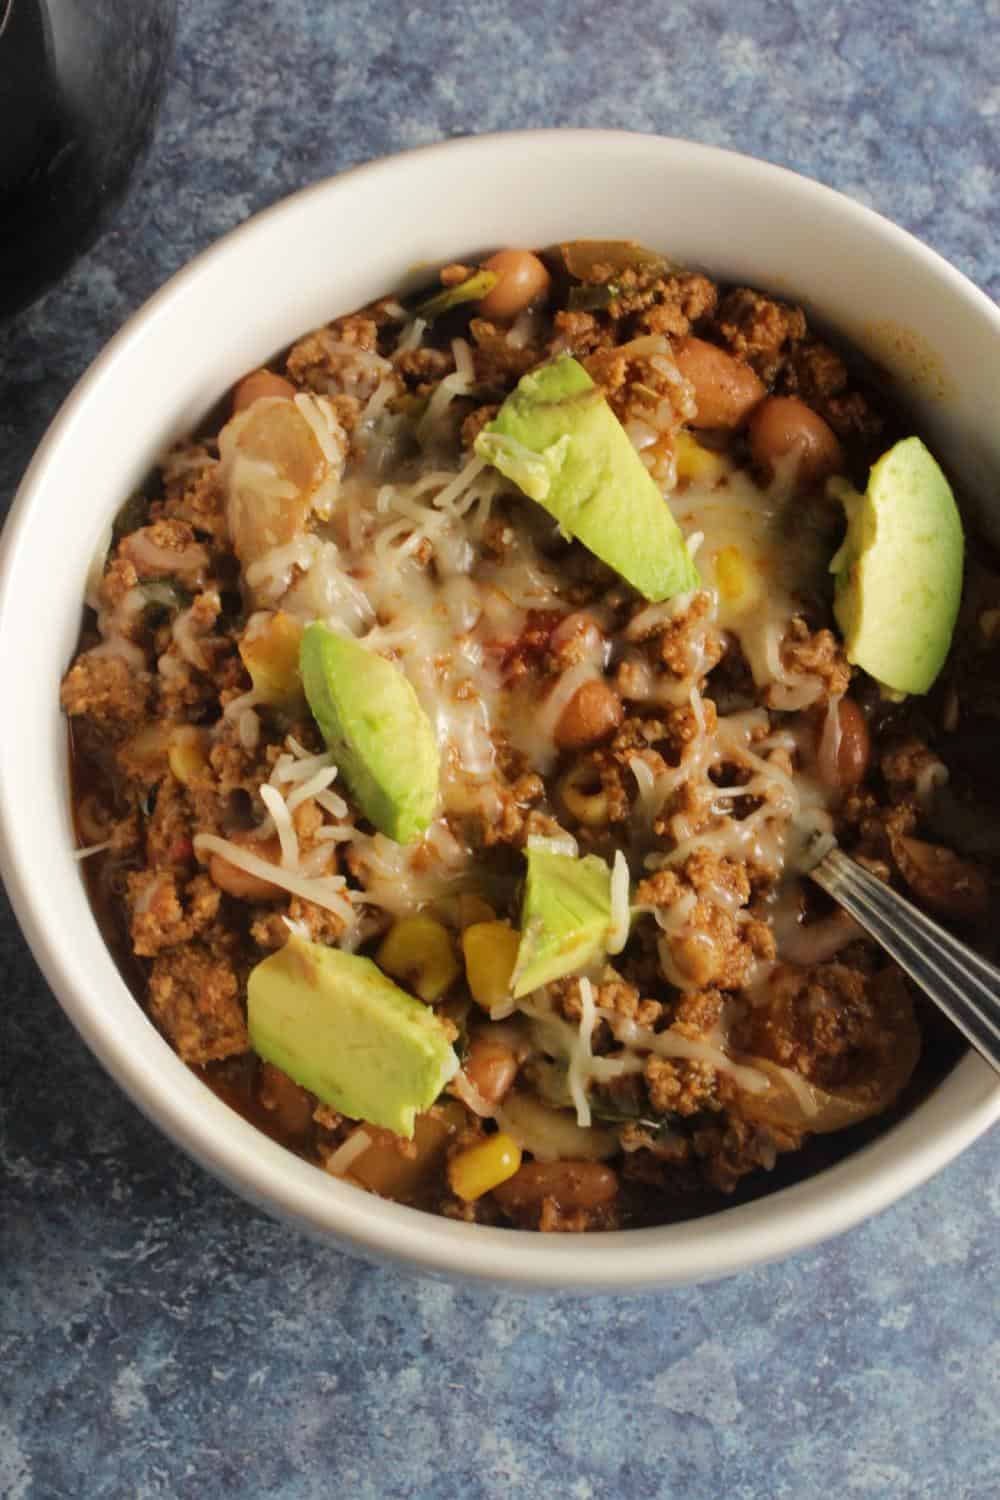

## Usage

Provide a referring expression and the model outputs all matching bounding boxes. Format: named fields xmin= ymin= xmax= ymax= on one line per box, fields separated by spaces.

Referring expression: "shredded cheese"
xmin=73 ymin=839 xmax=113 ymax=861
xmin=567 ymin=976 xmax=598 ymax=1128
xmin=259 ymin=784 xmax=300 ymax=869
xmin=607 ymin=850 xmax=631 ymax=955
xmin=600 ymin=1010 xmax=769 ymax=1094
xmin=284 ymin=764 xmax=340 ymax=813
xmin=193 ymin=833 xmax=354 ymax=923
xmin=325 ymin=1129 xmax=373 ymax=1177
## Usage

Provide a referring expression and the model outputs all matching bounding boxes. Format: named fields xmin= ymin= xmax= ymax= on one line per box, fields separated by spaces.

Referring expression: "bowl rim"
xmin=3 ymin=127 xmax=1000 ymax=1290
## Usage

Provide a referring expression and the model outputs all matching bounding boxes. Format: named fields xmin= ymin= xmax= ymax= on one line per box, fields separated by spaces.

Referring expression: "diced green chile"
xmin=558 ymin=239 xmax=670 ymax=282
xmin=414 ymin=269 xmax=499 ymax=322
xmin=568 ymin=282 xmax=621 ymax=312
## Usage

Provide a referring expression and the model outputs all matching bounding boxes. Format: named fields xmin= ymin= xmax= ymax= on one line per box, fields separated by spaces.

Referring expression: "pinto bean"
xmin=817 ymin=697 xmax=871 ymax=790
xmin=673 ymin=337 xmax=765 ymax=429
xmin=478 ymin=250 xmax=551 ymax=320
xmin=463 ymin=1035 xmax=520 ymax=1105
xmin=834 ymin=698 xmax=871 ymax=787
xmin=748 ymin=396 xmax=843 ymax=487
xmin=231 ymin=368 xmax=297 ymax=414
xmin=492 ymin=1159 xmax=619 ymax=1214
xmin=208 ymin=832 xmax=285 ymax=901
xmin=555 ymin=679 xmax=624 ymax=749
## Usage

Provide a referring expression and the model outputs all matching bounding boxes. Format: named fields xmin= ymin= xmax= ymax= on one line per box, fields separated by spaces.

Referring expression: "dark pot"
xmin=0 ymin=0 xmax=178 ymax=317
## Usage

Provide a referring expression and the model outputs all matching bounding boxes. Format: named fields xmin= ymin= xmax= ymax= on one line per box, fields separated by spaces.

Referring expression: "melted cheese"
xmin=671 ymin=455 xmax=831 ymax=709
xmin=173 ymin=381 xmax=852 ymax=1130
xmin=193 ymin=833 xmax=353 ymax=921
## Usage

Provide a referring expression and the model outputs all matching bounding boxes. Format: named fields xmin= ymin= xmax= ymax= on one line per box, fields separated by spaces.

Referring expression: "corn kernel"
xmin=714 ymin=544 xmax=762 ymax=611
xmin=675 ymin=430 xmax=727 ymax=485
xmin=168 ymin=727 xmax=210 ymax=786
xmin=238 ymin=610 xmax=306 ymax=712
xmin=462 ymin=921 xmax=521 ymax=1011
xmin=447 ymin=1132 xmax=522 ymax=1202
xmin=377 ymin=915 xmax=460 ymax=1002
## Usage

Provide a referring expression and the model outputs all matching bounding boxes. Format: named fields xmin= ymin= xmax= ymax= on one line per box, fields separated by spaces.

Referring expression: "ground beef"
xmin=148 ymin=941 xmax=248 ymax=1064
xmin=250 ymin=895 xmax=348 ymax=950
xmin=96 ymin=556 xmax=140 ymax=616
xmin=693 ymin=1114 xmax=795 ymax=1194
xmin=155 ymin=443 xmax=227 ymax=541
xmin=879 ymin=736 xmax=946 ymax=801
xmin=467 ymin=318 xmax=541 ymax=385
xmin=548 ymin=309 xmax=615 ymax=358
xmin=605 ymin=269 xmax=718 ymax=334
xmin=554 ymin=973 xmax=662 ymax=1030
xmin=143 ymin=777 xmax=196 ymax=871
xmin=476 ymin=771 xmax=545 ymax=848
xmin=683 ymin=848 xmax=752 ymax=907
xmin=61 ymin=653 xmax=151 ymax=741
xmin=738 ymin=960 xmax=889 ymax=1091
xmin=779 ymin=618 xmax=851 ymax=702
xmin=711 ymin=286 xmax=807 ymax=383
xmin=285 ymin=323 xmax=390 ymax=402
xmin=785 ymin=340 xmax=884 ymax=440
xmin=670 ymin=897 xmax=775 ymax=989
xmin=646 ymin=1054 xmax=719 ymax=1116
xmin=128 ymin=870 xmax=221 ymax=957
xmin=583 ymin=340 xmax=695 ymax=436
xmin=624 ymin=593 xmax=725 ymax=689
xmin=393 ymin=346 xmax=455 ymax=390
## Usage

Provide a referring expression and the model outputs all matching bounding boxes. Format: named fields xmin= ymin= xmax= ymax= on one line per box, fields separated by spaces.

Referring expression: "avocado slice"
xmin=474 ymin=355 xmax=699 ymax=602
xmin=247 ymin=935 xmax=459 ymax=1138
xmin=300 ymin=623 xmax=439 ymax=845
xmin=831 ymin=437 xmax=964 ymax=695
xmin=512 ymin=847 xmax=613 ymax=999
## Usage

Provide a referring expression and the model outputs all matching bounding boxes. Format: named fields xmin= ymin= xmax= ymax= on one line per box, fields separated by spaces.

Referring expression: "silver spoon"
xmin=809 ymin=845 xmax=1000 ymax=1076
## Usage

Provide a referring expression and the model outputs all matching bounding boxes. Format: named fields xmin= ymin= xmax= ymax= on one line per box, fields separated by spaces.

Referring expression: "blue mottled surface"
xmin=2 ymin=2 xmax=999 ymax=1495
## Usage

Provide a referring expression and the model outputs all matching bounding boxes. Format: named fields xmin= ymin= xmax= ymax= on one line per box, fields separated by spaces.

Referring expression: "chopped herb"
xmin=589 ymin=1103 xmax=678 ymax=1136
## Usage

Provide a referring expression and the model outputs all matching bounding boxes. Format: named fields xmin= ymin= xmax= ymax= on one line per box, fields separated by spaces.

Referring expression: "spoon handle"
xmin=810 ymin=846 xmax=1000 ymax=1077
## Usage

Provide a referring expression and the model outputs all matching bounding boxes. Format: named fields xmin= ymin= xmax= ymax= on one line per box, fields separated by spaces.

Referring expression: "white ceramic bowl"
xmin=3 ymin=131 xmax=999 ymax=1291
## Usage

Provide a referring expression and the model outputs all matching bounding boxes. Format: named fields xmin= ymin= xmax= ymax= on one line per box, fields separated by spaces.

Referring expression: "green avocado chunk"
xmin=512 ymin=847 xmax=613 ymax=999
xmin=831 ymin=436 xmax=964 ymax=695
xmin=300 ymin=623 xmax=439 ymax=845
xmin=247 ymin=935 xmax=459 ymax=1138
xmin=474 ymin=355 xmax=699 ymax=602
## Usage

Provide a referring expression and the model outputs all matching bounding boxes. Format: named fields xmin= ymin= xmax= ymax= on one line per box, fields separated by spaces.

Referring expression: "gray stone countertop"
xmin=2 ymin=2 xmax=998 ymax=1496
